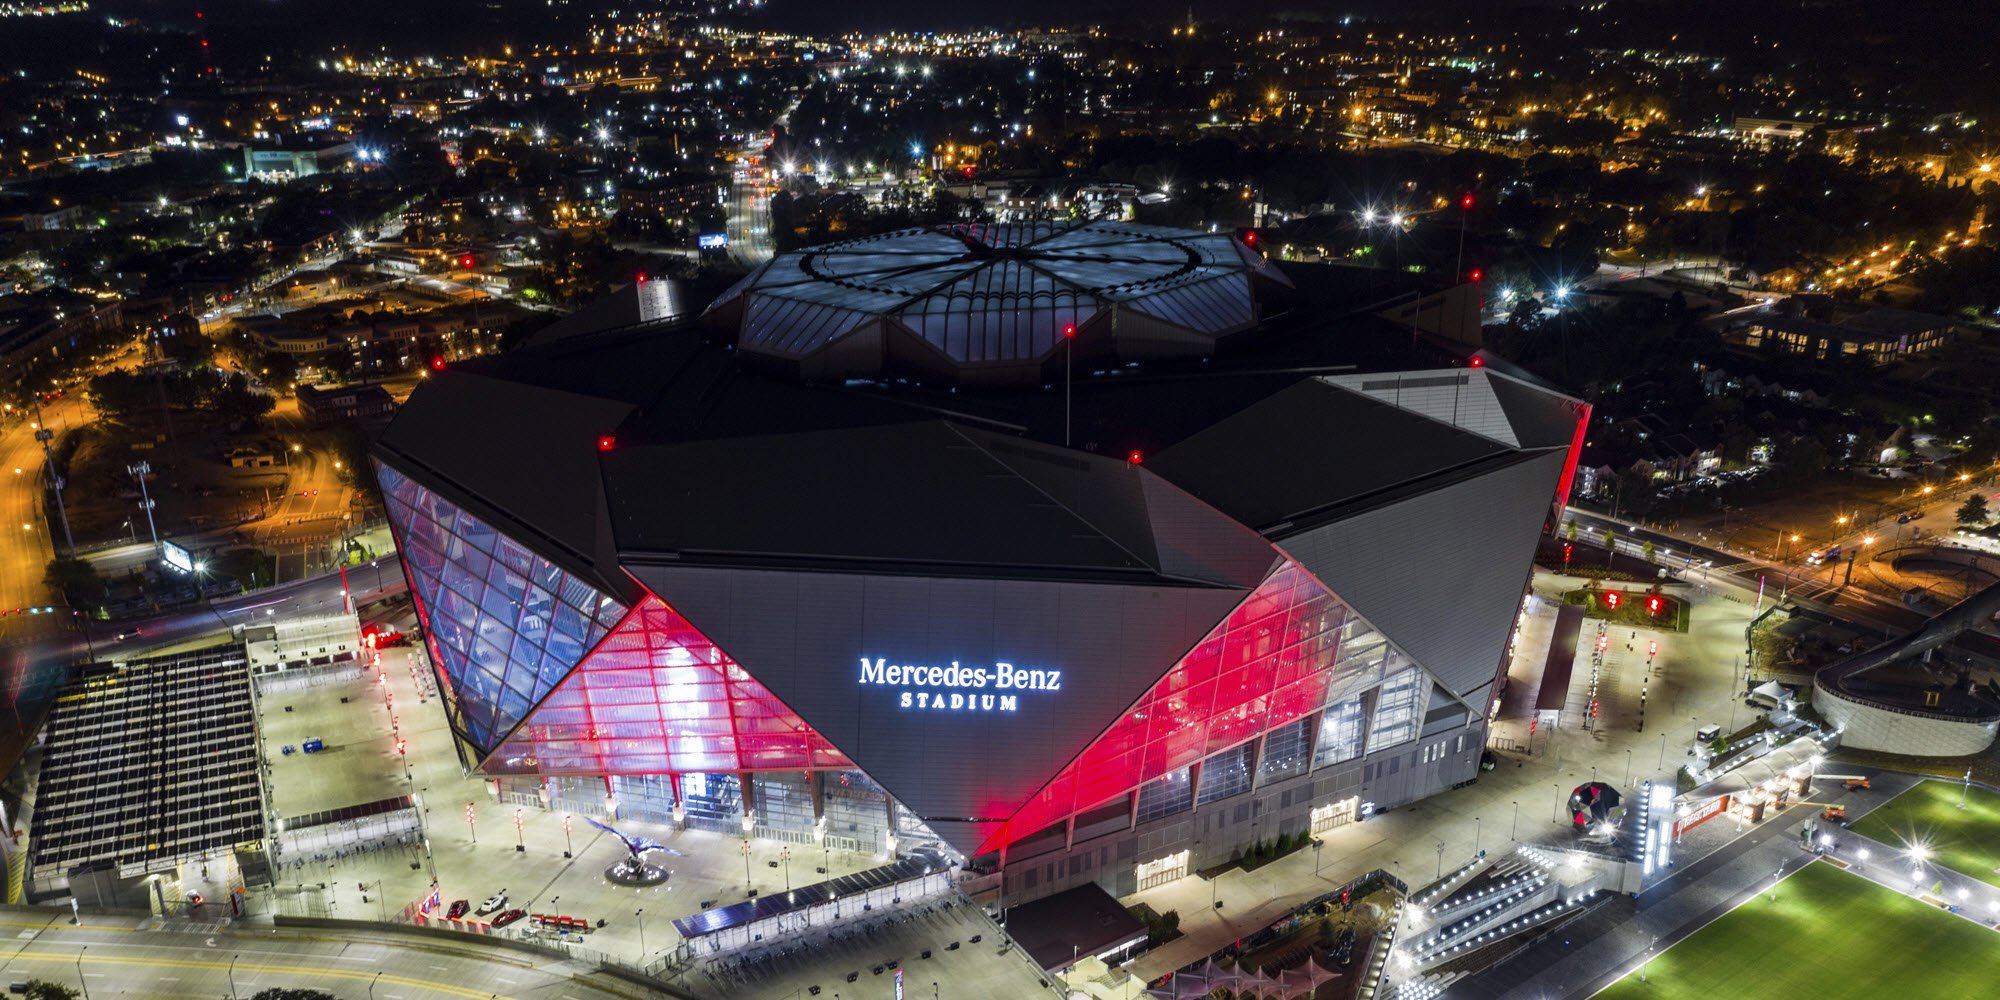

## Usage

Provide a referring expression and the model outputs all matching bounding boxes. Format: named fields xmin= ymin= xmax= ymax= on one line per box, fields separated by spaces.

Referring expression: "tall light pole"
xmin=33 ymin=404 xmax=75 ymax=557
xmin=780 ymin=845 xmax=792 ymax=891
xmin=369 ymin=970 xmax=382 ymax=1000
xmin=128 ymin=460 xmax=160 ymax=551
xmin=636 ymin=907 xmax=646 ymax=959
xmin=229 ymin=954 xmax=239 ymax=1000
xmin=77 ymin=946 xmax=89 ymax=1000
xmin=1510 ymin=801 xmax=1519 ymax=841
xmin=1061 ymin=322 xmax=1076 ymax=447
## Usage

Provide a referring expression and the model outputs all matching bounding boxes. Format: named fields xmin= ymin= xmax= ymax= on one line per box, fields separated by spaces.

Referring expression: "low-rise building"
xmin=296 ymin=382 xmax=396 ymax=425
xmin=1739 ymin=305 xmax=1955 ymax=364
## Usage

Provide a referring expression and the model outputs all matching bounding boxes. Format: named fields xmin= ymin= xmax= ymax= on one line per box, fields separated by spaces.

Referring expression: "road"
xmin=0 ymin=908 xmax=664 ymax=1000
xmin=725 ymin=134 xmax=775 ymax=266
xmin=1562 ymin=506 xmax=1922 ymax=633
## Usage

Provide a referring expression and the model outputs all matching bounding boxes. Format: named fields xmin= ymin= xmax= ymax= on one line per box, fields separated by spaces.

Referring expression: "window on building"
xmin=1136 ymin=768 xmax=1194 ymax=824
xmin=1368 ymin=668 xmax=1423 ymax=752
xmin=1259 ymin=717 xmax=1312 ymax=785
xmin=1197 ymin=744 xmax=1255 ymax=806
xmin=1313 ymin=696 xmax=1367 ymax=768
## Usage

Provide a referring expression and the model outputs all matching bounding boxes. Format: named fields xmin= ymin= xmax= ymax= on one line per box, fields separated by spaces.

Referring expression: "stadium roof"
xmin=705 ymin=221 xmax=1294 ymax=383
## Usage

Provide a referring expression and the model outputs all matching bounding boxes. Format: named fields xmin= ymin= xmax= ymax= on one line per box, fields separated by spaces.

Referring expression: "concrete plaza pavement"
xmin=1121 ymin=568 xmax=1763 ymax=982
xmin=251 ymin=639 xmax=1059 ymax=1000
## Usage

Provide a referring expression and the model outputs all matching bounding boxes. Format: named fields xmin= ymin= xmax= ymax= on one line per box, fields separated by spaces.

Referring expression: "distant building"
xmin=240 ymin=142 xmax=355 ymax=182
xmin=296 ymin=382 xmax=395 ymax=425
xmin=1739 ymin=304 xmax=1956 ymax=365
xmin=239 ymin=316 xmax=330 ymax=356
xmin=22 ymin=205 xmax=88 ymax=231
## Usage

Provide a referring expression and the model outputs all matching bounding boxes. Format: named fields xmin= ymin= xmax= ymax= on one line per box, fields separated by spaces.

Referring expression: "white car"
xmin=476 ymin=890 xmax=508 ymax=915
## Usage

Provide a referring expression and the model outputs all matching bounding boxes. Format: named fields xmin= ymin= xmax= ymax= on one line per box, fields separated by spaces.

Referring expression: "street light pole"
xmin=77 ymin=946 xmax=89 ymax=1000
xmin=229 ymin=953 xmax=239 ymax=1000
xmin=369 ymin=970 xmax=382 ymax=1000
xmin=637 ymin=908 xmax=646 ymax=958
xmin=1510 ymin=801 xmax=1519 ymax=841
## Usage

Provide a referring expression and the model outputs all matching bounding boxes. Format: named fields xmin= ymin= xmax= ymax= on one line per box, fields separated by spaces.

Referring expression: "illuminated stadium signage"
xmin=858 ymin=657 xmax=1061 ymax=713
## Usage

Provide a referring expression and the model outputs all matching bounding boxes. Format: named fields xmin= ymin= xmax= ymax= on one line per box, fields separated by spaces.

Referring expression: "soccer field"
xmin=1596 ymin=861 xmax=2000 ymax=1000
xmin=1847 ymin=778 xmax=2000 ymax=889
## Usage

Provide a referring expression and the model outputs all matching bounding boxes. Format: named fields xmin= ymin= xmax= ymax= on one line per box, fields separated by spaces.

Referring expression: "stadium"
xmin=372 ymin=221 xmax=1589 ymax=905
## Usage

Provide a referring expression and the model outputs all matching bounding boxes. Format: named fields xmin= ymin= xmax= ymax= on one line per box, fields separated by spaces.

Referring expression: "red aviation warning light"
xmin=1128 ymin=450 xmax=1142 ymax=464
xmin=429 ymin=357 xmax=446 ymax=371
xmin=596 ymin=434 xmax=617 ymax=452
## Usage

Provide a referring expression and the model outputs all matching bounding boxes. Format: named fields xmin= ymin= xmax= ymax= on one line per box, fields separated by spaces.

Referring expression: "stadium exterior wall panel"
xmin=1280 ymin=448 xmax=1572 ymax=698
xmin=628 ymin=562 xmax=1252 ymax=841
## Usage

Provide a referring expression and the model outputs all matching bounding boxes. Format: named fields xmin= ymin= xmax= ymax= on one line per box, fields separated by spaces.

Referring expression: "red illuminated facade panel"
xmin=487 ymin=594 xmax=855 ymax=777
xmin=982 ymin=558 xmax=1355 ymax=855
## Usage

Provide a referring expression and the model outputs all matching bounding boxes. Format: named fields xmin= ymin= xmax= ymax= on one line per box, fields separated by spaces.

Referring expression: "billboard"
xmin=161 ymin=540 xmax=195 ymax=574
xmin=698 ymin=233 xmax=729 ymax=250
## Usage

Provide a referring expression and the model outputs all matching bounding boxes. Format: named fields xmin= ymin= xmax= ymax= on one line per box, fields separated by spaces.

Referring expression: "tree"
xmin=1959 ymin=493 xmax=1990 ymax=527
xmin=213 ymin=377 xmax=276 ymax=427
xmin=45 ymin=557 xmax=107 ymax=611
xmin=1601 ymin=527 xmax=1616 ymax=566
xmin=1642 ymin=540 xmax=1657 ymax=564
xmin=21 ymin=981 xmax=81 ymax=1000
xmin=1564 ymin=520 xmax=1579 ymax=543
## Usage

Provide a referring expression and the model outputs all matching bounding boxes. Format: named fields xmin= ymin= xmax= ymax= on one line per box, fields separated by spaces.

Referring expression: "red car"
xmin=446 ymin=899 xmax=470 ymax=920
xmin=492 ymin=908 xmax=526 ymax=928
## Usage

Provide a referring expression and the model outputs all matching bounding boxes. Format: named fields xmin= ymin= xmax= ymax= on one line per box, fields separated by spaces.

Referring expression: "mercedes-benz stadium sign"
xmin=858 ymin=656 xmax=1062 ymax=713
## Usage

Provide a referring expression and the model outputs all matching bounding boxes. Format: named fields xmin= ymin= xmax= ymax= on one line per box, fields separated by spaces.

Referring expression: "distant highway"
xmin=725 ymin=133 xmax=776 ymax=266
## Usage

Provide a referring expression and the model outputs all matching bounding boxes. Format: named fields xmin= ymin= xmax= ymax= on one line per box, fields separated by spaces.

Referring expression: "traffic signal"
xmin=1648 ymin=639 xmax=1659 ymax=657
xmin=465 ymin=803 xmax=476 ymax=825
xmin=1529 ymin=718 xmax=1538 ymax=735
xmin=1646 ymin=594 xmax=1664 ymax=615
xmin=1602 ymin=591 xmax=1622 ymax=610
xmin=1590 ymin=699 xmax=1599 ymax=718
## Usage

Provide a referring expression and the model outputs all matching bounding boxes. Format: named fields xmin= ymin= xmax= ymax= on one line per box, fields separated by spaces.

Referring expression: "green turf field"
xmin=1597 ymin=862 xmax=2000 ymax=1000
xmin=1846 ymin=778 xmax=2000 ymax=889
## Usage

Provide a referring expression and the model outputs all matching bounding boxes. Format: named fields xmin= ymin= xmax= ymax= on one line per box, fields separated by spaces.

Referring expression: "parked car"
xmin=491 ymin=908 xmax=526 ymax=928
xmin=476 ymin=890 xmax=508 ymax=915
xmin=1898 ymin=511 xmax=1922 ymax=524
xmin=301 ymin=739 xmax=325 ymax=753
xmin=446 ymin=899 xmax=470 ymax=920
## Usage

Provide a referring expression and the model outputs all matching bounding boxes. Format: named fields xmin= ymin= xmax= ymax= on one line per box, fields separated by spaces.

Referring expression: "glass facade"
xmin=990 ymin=558 xmax=1362 ymax=851
xmin=1258 ymin=717 xmax=1313 ymax=785
xmin=379 ymin=461 xmax=627 ymax=752
xmin=1368 ymin=668 xmax=1424 ymax=752
xmin=1312 ymin=696 xmax=1368 ymax=768
xmin=486 ymin=595 xmax=854 ymax=776
xmin=1195 ymin=744 xmax=1254 ymax=806
xmin=1134 ymin=768 xmax=1193 ymax=824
